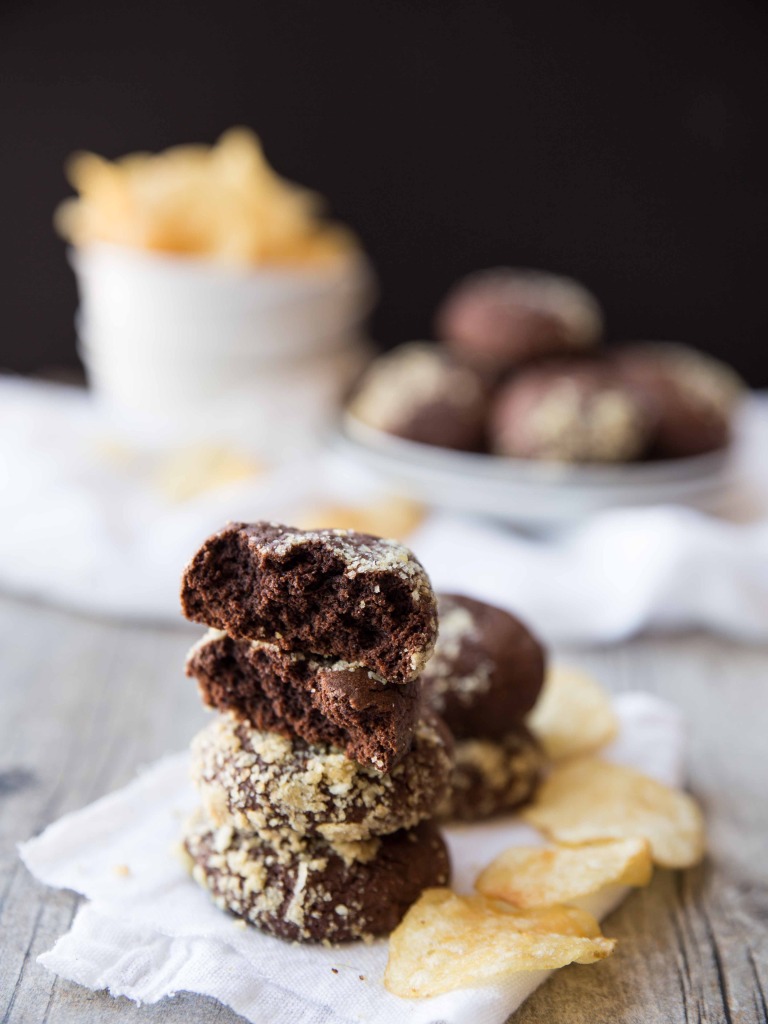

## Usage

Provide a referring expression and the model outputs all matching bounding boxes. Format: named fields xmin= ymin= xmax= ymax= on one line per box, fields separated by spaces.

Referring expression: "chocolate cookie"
xmin=613 ymin=342 xmax=744 ymax=458
xmin=489 ymin=359 xmax=653 ymax=462
xmin=191 ymin=713 xmax=453 ymax=843
xmin=181 ymin=522 xmax=438 ymax=685
xmin=423 ymin=595 xmax=545 ymax=741
xmin=347 ymin=342 xmax=488 ymax=452
xmin=435 ymin=268 xmax=603 ymax=375
xmin=187 ymin=630 xmax=419 ymax=773
xmin=437 ymin=725 xmax=545 ymax=822
xmin=184 ymin=812 xmax=451 ymax=943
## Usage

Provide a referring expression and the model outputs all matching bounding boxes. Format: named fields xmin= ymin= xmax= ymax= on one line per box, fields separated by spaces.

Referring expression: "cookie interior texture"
xmin=184 ymin=813 xmax=451 ymax=944
xmin=181 ymin=521 xmax=438 ymax=685
xmin=187 ymin=630 xmax=420 ymax=772
xmin=190 ymin=712 xmax=454 ymax=843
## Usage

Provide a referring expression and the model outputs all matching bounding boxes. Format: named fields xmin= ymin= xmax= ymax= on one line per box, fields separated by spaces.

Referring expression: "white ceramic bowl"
xmin=70 ymin=243 xmax=376 ymax=452
xmin=72 ymin=243 xmax=376 ymax=358
xmin=338 ymin=413 xmax=735 ymax=530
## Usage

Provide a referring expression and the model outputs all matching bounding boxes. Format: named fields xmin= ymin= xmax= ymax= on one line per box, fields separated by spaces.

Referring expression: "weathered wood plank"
xmin=0 ymin=593 xmax=766 ymax=1024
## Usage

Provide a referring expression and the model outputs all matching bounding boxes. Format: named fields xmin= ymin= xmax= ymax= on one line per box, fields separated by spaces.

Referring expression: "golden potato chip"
xmin=295 ymin=496 xmax=425 ymax=540
xmin=384 ymin=888 xmax=616 ymax=998
xmin=476 ymin=838 xmax=652 ymax=908
xmin=526 ymin=665 xmax=619 ymax=760
xmin=523 ymin=758 xmax=705 ymax=869
xmin=55 ymin=128 xmax=357 ymax=266
xmin=154 ymin=444 xmax=264 ymax=502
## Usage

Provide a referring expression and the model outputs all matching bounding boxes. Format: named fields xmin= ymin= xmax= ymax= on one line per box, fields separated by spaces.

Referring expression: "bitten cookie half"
xmin=181 ymin=522 xmax=438 ymax=685
xmin=187 ymin=630 xmax=420 ymax=773
xmin=191 ymin=712 xmax=454 ymax=843
xmin=183 ymin=813 xmax=451 ymax=944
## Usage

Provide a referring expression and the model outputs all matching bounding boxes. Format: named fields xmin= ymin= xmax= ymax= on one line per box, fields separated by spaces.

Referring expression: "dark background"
xmin=2 ymin=0 xmax=767 ymax=383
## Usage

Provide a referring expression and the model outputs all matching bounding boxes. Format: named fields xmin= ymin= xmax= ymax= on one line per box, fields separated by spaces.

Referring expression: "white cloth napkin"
xmin=2 ymin=373 xmax=768 ymax=643
xmin=20 ymin=692 xmax=683 ymax=1024
xmin=411 ymin=508 xmax=768 ymax=643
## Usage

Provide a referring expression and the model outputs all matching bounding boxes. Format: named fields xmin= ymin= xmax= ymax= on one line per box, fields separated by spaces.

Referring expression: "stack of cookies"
xmin=179 ymin=521 xmax=453 ymax=944
xmin=423 ymin=594 xmax=547 ymax=821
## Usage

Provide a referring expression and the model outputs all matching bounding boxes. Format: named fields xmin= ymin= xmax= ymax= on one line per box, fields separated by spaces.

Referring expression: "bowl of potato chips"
xmin=57 ymin=129 xmax=376 ymax=447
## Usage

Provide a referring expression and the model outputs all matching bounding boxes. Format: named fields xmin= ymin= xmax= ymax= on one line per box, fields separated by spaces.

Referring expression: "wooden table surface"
xmin=1 ymin=591 xmax=767 ymax=1024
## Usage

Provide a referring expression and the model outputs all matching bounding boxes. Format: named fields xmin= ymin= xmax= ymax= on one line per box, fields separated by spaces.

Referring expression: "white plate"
xmin=337 ymin=413 xmax=734 ymax=530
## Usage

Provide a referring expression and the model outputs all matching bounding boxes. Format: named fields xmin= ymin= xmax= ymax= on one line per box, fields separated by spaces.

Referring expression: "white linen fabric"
xmin=1 ymin=374 xmax=767 ymax=643
xmin=20 ymin=691 xmax=683 ymax=1024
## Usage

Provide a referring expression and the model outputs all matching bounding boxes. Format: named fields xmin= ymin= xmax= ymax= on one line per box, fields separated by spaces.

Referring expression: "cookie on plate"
xmin=613 ymin=342 xmax=744 ymax=458
xmin=435 ymin=268 xmax=603 ymax=375
xmin=191 ymin=712 xmax=453 ymax=843
xmin=347 ymin=341 xmax=488 ymax=452
xmin=184 ymin=813 xmax=451 ymax=944
xmin=489 ymin=359 xmax=653 ymax=463
xmin=181 ymin=522 xmax=438 ymax=685
xmin=187 ymin=630 xmax=420 ymax=772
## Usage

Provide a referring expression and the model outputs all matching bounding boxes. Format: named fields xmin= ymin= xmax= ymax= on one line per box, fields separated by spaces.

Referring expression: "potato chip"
xmin=384 ymin=888 xmax=616 ymax=998
xmin=55 ymin=128 xmax=357 ymax=266
xmin=295 ymin=496 xmax=425 ymax=540
xmin=154 ymin=444 xmax=264 ymax=502
xmin=476 ymin=838 xmax=652 ymax=908
xmin=526 ymin=665 xmax=619 ymax=760
xmin=523 ymin=758 xmax=705 ymax=868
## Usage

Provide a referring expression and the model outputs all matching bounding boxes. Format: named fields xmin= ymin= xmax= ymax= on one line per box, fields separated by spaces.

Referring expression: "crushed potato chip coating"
xmin=476 ymin=838 xmax=652 ymax=908
xmin=55 ymin=128 xmax=357 ymax=266
xmin=526 ymin=665 xmax=619 ymax=760
xmin=384 ymin=888 xmax=616 ymax=998
xmin=523 ymin=759 xmax=705 ymax=869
